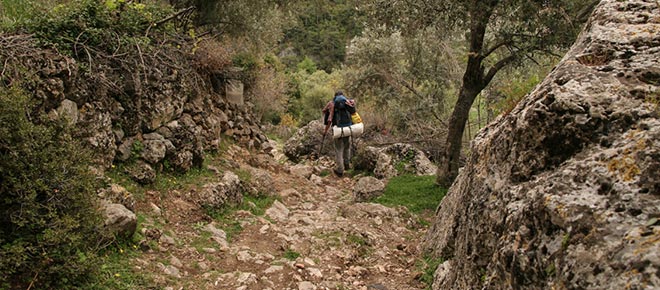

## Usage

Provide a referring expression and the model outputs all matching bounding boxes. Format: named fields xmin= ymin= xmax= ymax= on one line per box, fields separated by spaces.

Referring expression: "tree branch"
xmin=484 ymin=54 xmax=517 ymax=84
xmin=483 ymin=39 xmax=510 ymax=58
xmin=145 ymin=6 xmax=195 ymax=37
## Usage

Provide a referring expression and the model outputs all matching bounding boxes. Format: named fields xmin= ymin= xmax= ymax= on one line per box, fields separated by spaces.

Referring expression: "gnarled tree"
xmin=361 ymin=0 xmax=597 ymax=185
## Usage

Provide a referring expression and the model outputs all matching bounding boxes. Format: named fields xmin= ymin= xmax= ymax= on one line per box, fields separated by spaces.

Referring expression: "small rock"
xmin=264 ymin=265 xmax=284 ymax=274
xmin=290 ymin=164 xmax=313 ymax=179
xmin=202 ymin=247 xmax=217 ymax=253
xmin=150 ymin=203 xmax=162 ymax=216
xmin=304 ymin=257 xmax=317 ymax=266
xmin=159 ymin=234 xmax=176 ymax=246
xmin=280 ymin=188 xmax=300 ymax=198
xmin=295 ymin=263 xmax=306 ymax=269
xmin=163 ymin=265 xmax=180 ymax=278
xmin=310 ymin=174 xmax=323 ymax=185
xmin=237 ymin=272 xmax=257 ymax=285
xmin=266 ymin=200 xmax=290 ymax=222
xmin=298 ymin=281 xmax=317 ymax=290
xmin=170 ymin=255 xmax=183 ymax=268
xmin=237 ymin=250 xmax=253 ymax=262
xmin=307 ymin=267 xmax=323 ymax=279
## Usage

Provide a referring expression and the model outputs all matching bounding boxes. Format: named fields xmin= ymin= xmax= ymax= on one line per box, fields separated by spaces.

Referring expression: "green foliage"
xmin=0 ymin=87 xmax=101 ymax=289
xmin=283 ymin=249 xmax=301 ymax=260
xmin=27 ymin=0 xmax=172 ymax=55
xmin=296 ymin=56 xmax=318 ymax=74
xmin=282 ymin=0 xmax=364 ymax=71
xmin=173 ymin=0 xmax=295 ymax=53
xmin=288 ymin=68 xmax=343 ymax=125
xmin=375 ymin=175 xmax=446 ymax=214
xmin=394 ymin=149 xmax=417 ymax=174
xmin=344 ymin=26 xmax=460 ymax=136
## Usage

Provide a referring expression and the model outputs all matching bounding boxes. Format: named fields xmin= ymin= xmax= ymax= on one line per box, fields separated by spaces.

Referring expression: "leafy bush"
xmin=288 ymin=68 xmax=343 ymax=125
xmin=0 ymin=0 xmax=65 ymax=31
xmin=0 ymin=87 xmax=101 ymax=289
xmin=28 ymin=0 xmax=172 ymax=55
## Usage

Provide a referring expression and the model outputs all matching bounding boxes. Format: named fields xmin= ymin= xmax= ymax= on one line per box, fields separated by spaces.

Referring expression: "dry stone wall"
xmin=423 ymin=1 xmax=659 ymax=289
xmin=2 ymin=35 xmax=270 ymax=179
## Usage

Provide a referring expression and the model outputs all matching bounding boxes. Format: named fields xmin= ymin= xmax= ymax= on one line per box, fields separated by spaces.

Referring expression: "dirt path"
xmin=133 ymin=146 xmax=428 ymax=290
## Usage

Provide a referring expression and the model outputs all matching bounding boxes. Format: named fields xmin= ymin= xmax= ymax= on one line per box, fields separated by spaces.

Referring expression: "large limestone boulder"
xmin=423 ymin=1 xmax=660 ymax=289
xmin=353 ymin=176 xmax=386 ymax=202
xmin=284 ymin=119 xmax=333 ymax=162
xmin=101 ymin=201 xmax=137 ymax=239
xmin=197 ymin=171 xmax=243 ymax=209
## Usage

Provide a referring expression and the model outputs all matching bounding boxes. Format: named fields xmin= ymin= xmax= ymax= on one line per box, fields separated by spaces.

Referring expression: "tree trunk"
xmin=436 ymin=1 xmax=495 ymax=186
xmin=436 ymin=85 xmax=482 ymax=186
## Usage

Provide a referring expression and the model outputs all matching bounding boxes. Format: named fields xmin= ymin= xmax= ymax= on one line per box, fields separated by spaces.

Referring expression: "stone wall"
xmin=2 ymin=36 xmax=269 ymax=180
xmin=423 ymin=0 xmax=659 ymax=289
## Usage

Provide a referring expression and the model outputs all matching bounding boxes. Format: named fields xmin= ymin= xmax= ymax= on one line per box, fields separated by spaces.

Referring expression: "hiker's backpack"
xmin=333 ymin=95 xmax=355 ymax=127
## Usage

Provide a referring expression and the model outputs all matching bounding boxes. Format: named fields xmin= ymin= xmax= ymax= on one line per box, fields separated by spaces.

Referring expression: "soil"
xmin=130 ymin=144 xmax=430 ymax=290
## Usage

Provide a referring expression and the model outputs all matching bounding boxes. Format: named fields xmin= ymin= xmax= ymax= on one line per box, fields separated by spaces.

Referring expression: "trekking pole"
xmin=317 ymin=123 xmax=330 ymax=160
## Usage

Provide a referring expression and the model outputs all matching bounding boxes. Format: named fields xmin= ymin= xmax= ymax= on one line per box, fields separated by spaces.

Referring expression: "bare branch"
xmin=145 ymin=6 xmax=195 ymax=37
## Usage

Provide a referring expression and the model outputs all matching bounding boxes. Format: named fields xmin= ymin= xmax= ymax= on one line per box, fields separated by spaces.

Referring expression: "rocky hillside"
xmin=423 ymin=0 xmax=659 ymax=289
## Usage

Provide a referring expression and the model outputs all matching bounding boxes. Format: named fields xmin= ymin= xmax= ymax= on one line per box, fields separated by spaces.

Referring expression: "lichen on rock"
xmin=423 ymin=1 xmax=660 ymax=289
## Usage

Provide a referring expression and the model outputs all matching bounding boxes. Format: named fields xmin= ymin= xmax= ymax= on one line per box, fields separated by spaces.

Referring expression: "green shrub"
xmin=0 ymin=87 xmax=101 ymax=289
xmin=27 ymin=0 xmax=172 ymax=55
xmin=375 ymin=175 xmax=446 ymax=214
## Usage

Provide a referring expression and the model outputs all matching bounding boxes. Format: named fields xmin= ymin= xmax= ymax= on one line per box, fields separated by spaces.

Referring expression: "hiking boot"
xmin=333 ymin=169 xmax=343 ymax=177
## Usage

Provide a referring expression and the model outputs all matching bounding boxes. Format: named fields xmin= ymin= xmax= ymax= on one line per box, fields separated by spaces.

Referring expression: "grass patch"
xmin=106 ymin=162 xmax=218 ymax=200
xmin=375 ymin=175 xmax=447 ymax=214
xmin=283 ymin=249 xmax=301 ymax=260
xmin=415 ymin=254 xmax=443 ymax=290
xmin=89 ymin=240 xmax=153 ymax=290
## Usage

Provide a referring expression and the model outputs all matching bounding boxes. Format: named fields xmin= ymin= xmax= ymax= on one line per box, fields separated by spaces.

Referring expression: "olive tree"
xmin=361 ymin=0 xmax=597 ymax=185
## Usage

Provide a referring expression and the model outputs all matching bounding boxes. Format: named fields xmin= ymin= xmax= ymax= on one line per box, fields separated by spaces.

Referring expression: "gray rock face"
xmin=353 ymin=176 xmax=386 ymax=202
xmin=423 ymin=1 xmax=660 ymax=289
xmin=198 ymin=171 xmax=243 ymax=209
xmin=101 ymin=201 xmax=137 ymax=238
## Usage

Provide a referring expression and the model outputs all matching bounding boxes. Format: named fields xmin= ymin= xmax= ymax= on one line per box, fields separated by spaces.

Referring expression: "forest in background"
xmin=0 ymin=0 xmax=594 ymax=161
xmin=0 ymin=0 xmax=595 ymax=288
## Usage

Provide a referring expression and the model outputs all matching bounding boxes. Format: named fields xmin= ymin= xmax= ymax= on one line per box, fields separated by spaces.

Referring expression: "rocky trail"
xmin=127 ymin=144 xmax=429 ymax=290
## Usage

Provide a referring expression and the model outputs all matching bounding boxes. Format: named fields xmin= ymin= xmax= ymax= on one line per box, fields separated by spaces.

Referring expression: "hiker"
xmin=322 ymin=90 xmax=355 ymax=177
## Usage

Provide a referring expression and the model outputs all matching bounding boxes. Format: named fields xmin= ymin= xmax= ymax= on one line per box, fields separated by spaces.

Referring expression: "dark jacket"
xmin=323 ymin=95 xmax=355 ymax=127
